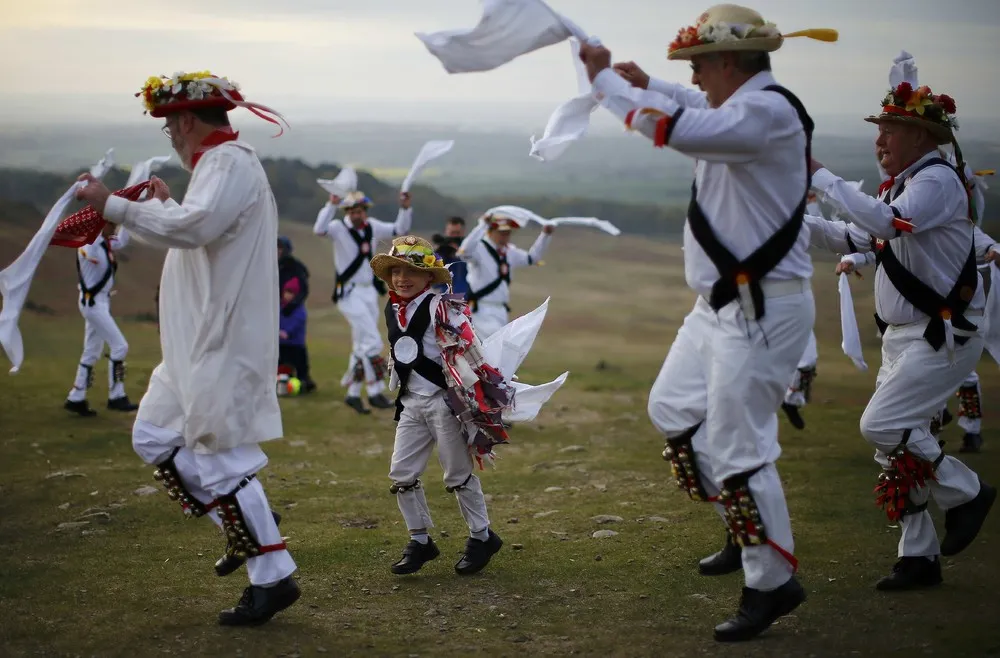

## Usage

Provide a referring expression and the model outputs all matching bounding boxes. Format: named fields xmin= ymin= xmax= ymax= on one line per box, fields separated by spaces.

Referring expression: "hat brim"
xmin=149 ymin=96 xmax=238 ymax=118
xmin=864 ymin=114 xmax=953 ymax=145
xmin=370 ymin=254 xmax=452 ymax=290
xmin=667 ymin=37 xmax=783 ymax=60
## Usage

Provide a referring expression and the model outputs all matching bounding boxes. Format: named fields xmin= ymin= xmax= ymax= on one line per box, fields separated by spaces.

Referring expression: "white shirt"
xmin=458 ymin=221 xmax=551 ymax=305
xmin=103 ymin=140 xmax=283 ymax=453
xmin=593 ymin=69 xmax=814 ymax=298
xmin=812 ymin=151 xmax=985 ymax=325
xmin=313 ymin=203 xmax=413 ymax=287
xmin=76 ymin=228 xmax=129 ymax=296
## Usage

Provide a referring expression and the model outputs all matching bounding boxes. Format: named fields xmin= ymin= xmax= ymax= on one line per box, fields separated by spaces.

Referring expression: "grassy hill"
xmin=0 ymin=227 xmax=997 ymax=656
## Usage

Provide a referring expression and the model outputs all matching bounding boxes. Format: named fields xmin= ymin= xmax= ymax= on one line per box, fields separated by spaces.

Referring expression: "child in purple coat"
xmin=279 ymin=278 xmax=311 ymax=389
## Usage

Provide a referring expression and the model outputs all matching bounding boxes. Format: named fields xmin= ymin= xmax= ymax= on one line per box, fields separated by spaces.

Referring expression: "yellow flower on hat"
xmin=906 ymin=86 xmax=934 ymax=115
xmin=422 ymin=254 xmax=437 ymax=267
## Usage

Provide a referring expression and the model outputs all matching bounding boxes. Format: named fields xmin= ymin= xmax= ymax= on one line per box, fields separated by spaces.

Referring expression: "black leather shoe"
xmin=64 ymin=399 xmax=96 ymax=417
xmin=391 ymin=537 xmax=440 ymax=575
xmin=455 ymin=529 xmax=503 ymax=575
xmin=713 ymin=577 xmax=806 ymax=642
xmin=781 ymin=403 xmax=805 ymax=430
xmin=218 ymin=576 xmax=300 ymax=626
xmin=959 ymin=433 xmax=983 ymax=453
xmin=107 ymin=396 xmax=138 ymax=412
xmin=345 ymin=397 xmax=371 ymax=415
xmin=941 ymin=479 xmax=996 ymax=556
xmin=699 ymin=533 xmax=743 ymax=576
xmin=216 ymin=511 xmax=283 ymax=577
xmin=368 ymin=393 xmax=394 ymax=410
xmin=875 ymin=556 xmax=942 ymax=591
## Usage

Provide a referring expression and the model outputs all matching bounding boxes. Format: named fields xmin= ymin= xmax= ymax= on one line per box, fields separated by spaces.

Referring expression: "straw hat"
xmin=864 ymin=82 xmax=958 ymax=146
xmin=483 ymin=213 xmax=522 ymax=232
xmin=341 ymin=190 xmax=372 ymax=210
xmin=666 ymin=4 xmax=838 ymax=60
xmin=371 ymin=236 xmax=452 ymax=290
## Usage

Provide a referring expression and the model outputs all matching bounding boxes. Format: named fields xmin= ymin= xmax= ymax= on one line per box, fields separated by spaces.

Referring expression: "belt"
xmin=701 ymin=277 xmax=808 ymax=303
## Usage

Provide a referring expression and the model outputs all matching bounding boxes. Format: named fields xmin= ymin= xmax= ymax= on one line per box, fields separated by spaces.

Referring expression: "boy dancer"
xmin=370 ymin=235 xmax=563 ymax=575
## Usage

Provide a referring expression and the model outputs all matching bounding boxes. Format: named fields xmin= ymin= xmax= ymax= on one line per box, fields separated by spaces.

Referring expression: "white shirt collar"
xmin=722 ymin=71 xmax=778 ymax=107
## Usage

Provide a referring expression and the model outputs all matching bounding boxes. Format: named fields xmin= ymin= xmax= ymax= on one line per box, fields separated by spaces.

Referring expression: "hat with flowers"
xmin=866 ymin=82 xmax=958 ymax=145
xmin=667 ymin=4 xmax=838 ymax=60
xmin=371 ymin=236 xmax=452 ymax=290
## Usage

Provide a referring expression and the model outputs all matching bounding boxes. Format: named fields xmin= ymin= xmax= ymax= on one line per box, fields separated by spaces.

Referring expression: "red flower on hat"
xmin=669 ymin=26 xmax=703 ymax=53
xmin=894 ymin=82 xmax=913 ymax=103
xmin=937 ymin=94 xmax=957 ymax=115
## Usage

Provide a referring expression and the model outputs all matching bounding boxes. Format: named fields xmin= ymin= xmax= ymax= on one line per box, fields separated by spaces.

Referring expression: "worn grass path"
xmin=1 ymin=235 xmax=997 ymax=657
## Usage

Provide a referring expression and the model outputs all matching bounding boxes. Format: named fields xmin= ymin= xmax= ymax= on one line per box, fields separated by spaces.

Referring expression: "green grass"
xmin=1 ymin=235 xmax=998 ymax=657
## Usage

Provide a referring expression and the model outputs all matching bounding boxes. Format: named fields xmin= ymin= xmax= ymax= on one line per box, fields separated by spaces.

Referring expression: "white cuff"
xmin=103 ymin=194 xmax=129 ymax=224
xmin=811 ymin=168 xmax=840 ymax=194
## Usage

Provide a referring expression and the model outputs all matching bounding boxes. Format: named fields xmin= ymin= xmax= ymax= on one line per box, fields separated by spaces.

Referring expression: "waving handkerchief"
xmin=126 ymin=154 xmax=172 ymax=188
xmin=0 ymin=150 xmax=116 ymax=373
xmin=529 ymin=39 xmax=598 ymax=162
xmin=416 ymin=0 xmax=584 ymax=73
xmin=401 ymin=140 xmax=454 ymax=192
xmin=888 ymin=51 xmax=918 ymax=89
xmin=485 ymin=204 xmax=622 ymax=236
xmin=317 ymin=166 xmax=357 ymax=198
xmin=838 ymin=271 xmax=868 ymax=371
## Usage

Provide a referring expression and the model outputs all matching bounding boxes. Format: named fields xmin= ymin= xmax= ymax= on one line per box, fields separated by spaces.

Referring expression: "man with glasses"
xmin=74 ymin=71 xmax=300 ymax=627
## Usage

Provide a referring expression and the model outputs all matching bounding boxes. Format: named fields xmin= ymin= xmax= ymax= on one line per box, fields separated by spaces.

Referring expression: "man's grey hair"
xmin=732 ymin=51 xmax=771 ymax=75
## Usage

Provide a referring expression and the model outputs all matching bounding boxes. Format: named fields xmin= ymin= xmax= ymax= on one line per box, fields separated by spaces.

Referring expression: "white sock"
xmin=470 ymin=528 xmax=490 ymax=542
xmin=410 ymin=532 xmax=429 ymax=544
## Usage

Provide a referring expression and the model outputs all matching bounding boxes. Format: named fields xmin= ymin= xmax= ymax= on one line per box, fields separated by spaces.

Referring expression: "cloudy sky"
xmin=2 ymin=0 xmax=999 ymax=134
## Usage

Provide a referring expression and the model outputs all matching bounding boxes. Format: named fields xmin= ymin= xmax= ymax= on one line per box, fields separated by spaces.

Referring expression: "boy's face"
xmin=391 ymin=266 xmax=434 ymax=299
xmin=282 ymin=289 xmax=295 ymax=303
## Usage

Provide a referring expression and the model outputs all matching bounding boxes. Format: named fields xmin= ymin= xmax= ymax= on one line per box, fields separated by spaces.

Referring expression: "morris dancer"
xmin=313 ymin=190 xmax=412 ymax=414
xmin=63 ymin=222 xmax=139 ymax=416
xmin=458 ymin=213 xmax=553 ymax=338
xmin=805 ymin=75 xmax=995 ymax=591
xmin=75 ymin=71 xmax=300 ymax=625
xmin=583 ymin=3 xmax=838 ymax=641
xmin=370 ymin=235 xmax=565 ymax=576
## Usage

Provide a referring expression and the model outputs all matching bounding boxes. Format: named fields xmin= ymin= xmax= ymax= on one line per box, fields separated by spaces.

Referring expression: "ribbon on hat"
xmin=200 ymin=77 xmax=290 ymax=137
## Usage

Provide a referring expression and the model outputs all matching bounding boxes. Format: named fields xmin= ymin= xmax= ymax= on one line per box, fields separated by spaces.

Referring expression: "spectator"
xmin=432 ymin=217 xmax=468 ymax=296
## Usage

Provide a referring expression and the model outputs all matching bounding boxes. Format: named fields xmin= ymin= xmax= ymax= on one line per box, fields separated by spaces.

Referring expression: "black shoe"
xmin=455 ymin=529 xmax=503 ymax=575
xmin=781 ymin=403 xmax=805 ymax=430
xmin=107 ymin=396 xmax=138 ymax=412
xmin=218 ymin=576 xmax=300 ymax=627
xmin=942 ymin=408 xmax=954 ymax=427
xmin=875 ymin=556 xmax=942 ymax=591
xmin=941 ymin=479 xmax=996 ymax=556
xmin=699 ymin=533 xmax=743 ymax=576
xmin=959 ymin=433 xmax=983 ymax=453
xmin=368 ymin=393 xmax=394 ymax=410
xmin=391 ymin=537 xmax=440 ymax=575
xmin=713 ymin=577 xmax=806 ymax=642
xmin=216 ymin=511 xmax=283 ymax=577
xmin=64 ymin=399 xmax=97 ymax=417
xmin=302 ymin=380 xmax=317 ymax=395
xmin=345 ymin=397 xmax=371 ymax=415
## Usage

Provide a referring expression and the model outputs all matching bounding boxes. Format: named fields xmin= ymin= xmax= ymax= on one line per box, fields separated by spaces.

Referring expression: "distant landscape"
xmin=1 ymin=122 xmax=998 ymax=238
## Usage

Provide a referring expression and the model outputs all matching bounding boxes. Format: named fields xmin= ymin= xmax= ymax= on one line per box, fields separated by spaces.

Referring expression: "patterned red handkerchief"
xmin=50 ymin=180 xmax=151 ymax=248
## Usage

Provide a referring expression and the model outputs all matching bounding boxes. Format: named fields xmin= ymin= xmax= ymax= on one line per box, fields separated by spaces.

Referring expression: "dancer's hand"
xmin=74 ymin=173 xmax=111 ymax=213
xmin=986 ymin=248 xmax=999 ymax=263
xmin=579 ymin=42 xmax=612 ymax=82
xmin=612 ymin=61 xmax=650 ymax=89
xmin=149 ymin=176 xmax=170 ymax=202
xmin=835 ymin=260 xmax=855 ymax=275
xmin=542 ymin=225 xmax=555 ymax=235
xmin=400 ymin=191 xmax=412 ymax=209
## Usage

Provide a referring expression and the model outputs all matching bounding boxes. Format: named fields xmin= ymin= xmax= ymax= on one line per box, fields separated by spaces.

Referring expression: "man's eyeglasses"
xmin=161 ymin=125 xmax=172 ymax=139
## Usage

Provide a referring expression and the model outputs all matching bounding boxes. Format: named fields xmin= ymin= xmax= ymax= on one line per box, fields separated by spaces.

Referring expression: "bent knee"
xmin=132 ymin=420 xmax=182 ymax=465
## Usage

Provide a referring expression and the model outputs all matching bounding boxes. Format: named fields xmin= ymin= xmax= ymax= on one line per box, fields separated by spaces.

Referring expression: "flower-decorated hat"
xmin=371 ymin=236 xmax=452 ymax=290
xmin=865 ymin=82 xmax=958 ymax=145
xmin=340 ymin=191 xmax=372 ymax=210
xmin=484 ymin=213 xmax=522 ymax=232
xmin=667 ymin=4 xmax=838 ymax=60
xmin=136 ymin=71 xmax=288 ymax=135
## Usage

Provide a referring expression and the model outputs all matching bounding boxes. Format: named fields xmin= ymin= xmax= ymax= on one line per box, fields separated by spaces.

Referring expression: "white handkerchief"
xmin=888 ymin=50 xmax=918 ymax=89
xmin=126 ymin=154 xmax=172 ymax=187
xmin=982 ymin=262 xmax=1000 ymax=365
xmin=416 ymin=0 xmax=576 ymax=73
xmin=317 ymin=166 xmax=357 ymax=198
xmin=483 ymin=204 xmax=621 ymax=236
xmin=838 ymin=272 xmax=868 ymax=371
xmin=401 ymin=140 xmax=454 ymax=192
xmin=0 ymin=150 xmax=116 ymax=373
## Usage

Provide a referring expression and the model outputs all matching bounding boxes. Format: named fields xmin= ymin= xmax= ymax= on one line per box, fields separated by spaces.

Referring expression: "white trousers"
xmin=388 ymin=391 xmax=490 ymax=535
xmin=337 ymin=283 xmax=385 ymax=397
xmin=648 ymin=285 xmax=814 ymax=591
xmin=861 ymin=321 xmax=983 ymax=558
xmin=471 ymin=302 xmax=508 ymax=339
xmin=784 ymin=331 xmax=818 ymax=407
xmin=956 ymin=370 xmax=982 ymax=434
xmin=132 ymin=420 xmax=297 ymax=586
xmin=68 ymin=294 xmax=129 ymax=402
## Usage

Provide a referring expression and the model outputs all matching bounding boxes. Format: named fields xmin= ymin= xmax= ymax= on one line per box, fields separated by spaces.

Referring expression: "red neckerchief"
xmin=390 ymin=287 xmax=430 ymax=327
xmin=877 ymin=177 xmax=895 ymax=198
xmin=190 ymin=127 xmax=239 ymax=169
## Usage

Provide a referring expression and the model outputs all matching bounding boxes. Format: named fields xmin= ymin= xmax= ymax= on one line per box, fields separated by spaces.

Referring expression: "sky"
xmin=2 ymin=0 xmax=999 ymax=136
